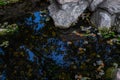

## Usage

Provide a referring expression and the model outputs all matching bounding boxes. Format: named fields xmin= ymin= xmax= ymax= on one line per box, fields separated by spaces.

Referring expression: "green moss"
xmin=0 ymin=29 xmax=8 ymax=35
xmin=0 ymin=23 xmax=19 ymax=36
xmin=105 ymin=67 xmax=117 ymax=80
xmin=0 ymin=0 xmax=19 ymax=5
xmin=0 ymin=0 xmax=7 ymax=5
xmin=98 ymin=27 xmax=116 ymax=39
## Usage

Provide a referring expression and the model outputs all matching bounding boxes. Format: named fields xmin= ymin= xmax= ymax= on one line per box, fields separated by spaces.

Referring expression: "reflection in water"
xmin=20 ymin=45 xmax=38 ymax=62
xmin=0 ymin=11 xmax=120 ymax=79
xmin=25 ymin=11 xmax=45 ymax=32
xmin=0 ymin=71 xmax=6 ymax=80
xmin=0 ymin=48 xmax=4 ymax=55
xmin=43 ymin=38 xmax=72 ymax=67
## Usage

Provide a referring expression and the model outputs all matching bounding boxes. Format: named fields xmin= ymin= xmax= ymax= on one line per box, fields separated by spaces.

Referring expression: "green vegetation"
xmin=0 ymin=0 xmax=19 ymax=5
xmin=0 ymin=0 xmax=7 ymax=5
xmin=0 ymin=23 xmax=19 ymax=36
xmin=98 ymin=27 xmax=115 ymax=39
xmin=105 ymin=63 xmax=118 ymax=79
xmin=98 ymin=27 xmax=120 ymax=45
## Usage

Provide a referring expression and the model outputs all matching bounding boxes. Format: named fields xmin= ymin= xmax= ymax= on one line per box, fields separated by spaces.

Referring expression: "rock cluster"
xmin=48 ymin=0 xmax=120 ymax=31
xmin=91 ymin=0 xmax=120 ymax=29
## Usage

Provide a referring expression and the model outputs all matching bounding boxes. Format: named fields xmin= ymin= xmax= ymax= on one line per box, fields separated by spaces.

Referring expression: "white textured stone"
xmin=114 ymin=68 xmax=120 ymax=80
xmin=57 ymin=0 xmax=79 ymax=4
xmin=89 ymin=0 xmax=103 ymax=11
xmin=48 ymin=0 xmax=88 ymax=28
xmin=91 ymin=9 xmax=112 ymax=28
xmin=48 ymin=0 xmax=120 ymax=31
xmin=99 ymin=0 xmax=120 ymax=14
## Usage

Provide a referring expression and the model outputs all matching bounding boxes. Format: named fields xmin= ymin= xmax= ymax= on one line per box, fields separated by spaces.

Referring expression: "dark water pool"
xmin=0 ymin=11 xmax=120 ymax=80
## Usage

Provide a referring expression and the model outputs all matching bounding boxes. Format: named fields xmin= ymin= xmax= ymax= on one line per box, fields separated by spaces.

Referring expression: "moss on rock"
xmin=0 ymin=0 xmax=19 ymax=5
xmin=0 ymin=23 xmax=19 ymax=36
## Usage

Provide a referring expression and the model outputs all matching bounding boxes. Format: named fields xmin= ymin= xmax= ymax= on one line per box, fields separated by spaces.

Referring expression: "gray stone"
xmin=57 ymin=0 xmax=79 ymax=4
xmin=99 ymin=0 xmax=120 ymax=14
xmin=60 ymin=2 xmax=79 ymax=10
xmin=48 ymin=0 xmax=120 ymax=31
xmin=114 ymin=13 xmax=120 ymax=33
xmin=48 ymin=0 xmax=88 ymax=28
xmin=87 ymin=0 xmax=92 ymax=4
xmin=113 ymin=68 xmax=120 ymax=80
xmin=91 ymin=9 xmax=112 ymax=28
xmin=89 ymin=0 xmax=103 ymax=11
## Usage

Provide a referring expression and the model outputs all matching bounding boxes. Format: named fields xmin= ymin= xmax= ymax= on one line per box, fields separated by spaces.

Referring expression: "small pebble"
xmin=67 ymin=41 xmax=72 ymax=45
xmin=75 ymin=74 xmax=82 ymax=80
xmin=83 ymin=41 xmax=88 ymax=44
xmin=3 ymin=22 xmax=8 ymax=26
xmin=99 ymin=70 xmax=105 ymax=76
xmin=96 ymin=60 xmax=103 ymax=65
xmin=1 ymin=26 xmax=5 ymax=28
xmin=111 ymin=38 xmax=118 ymax=43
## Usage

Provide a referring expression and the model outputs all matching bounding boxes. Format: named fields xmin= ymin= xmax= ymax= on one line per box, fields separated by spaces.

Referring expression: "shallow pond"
xmin=0 ymin=10 xmax=120 ymax=80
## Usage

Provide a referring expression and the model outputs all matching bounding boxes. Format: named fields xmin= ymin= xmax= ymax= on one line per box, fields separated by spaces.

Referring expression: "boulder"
xmin=90 ymin=0 xmax=120 ymax=30
xmin=113 ymin=68 xmax=120 ymax=80
xmin=48 ymin=0 xmax=120 ymax=31
xmin=48 ymin=0 xmax=88 ymax=28
xmin=99 ymin=0 xmax=120 ymax=14
xmin=57 ymin=0 xmax=79 ymax=4
xmin=114 ymin=14 xmax=120 ymax=33
xmin=89 ymin=0 xmax=103 ymax=11
xmin=91 ymin=9 xmax=112 ymax=28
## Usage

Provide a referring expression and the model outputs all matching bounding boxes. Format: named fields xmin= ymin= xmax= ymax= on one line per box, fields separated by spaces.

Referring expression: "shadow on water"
xmin=0 ymin=11 xmax=120 ymax=80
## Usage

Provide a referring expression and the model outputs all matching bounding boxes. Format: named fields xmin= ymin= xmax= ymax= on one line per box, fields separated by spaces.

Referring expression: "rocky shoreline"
xmin=0 ymin=0 xmax=120 ymax=80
